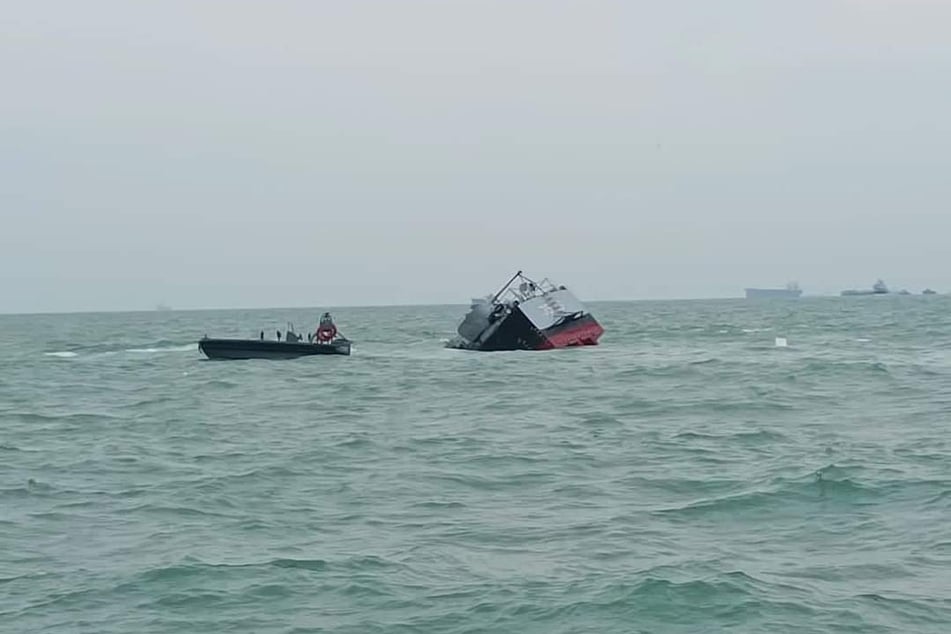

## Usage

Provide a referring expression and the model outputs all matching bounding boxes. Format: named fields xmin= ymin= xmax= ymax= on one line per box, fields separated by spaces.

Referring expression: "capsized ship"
xmin=446 ymin=271 xmax=604 ymax=351
xmin=199 ymin=312 xmax=351 ymax=360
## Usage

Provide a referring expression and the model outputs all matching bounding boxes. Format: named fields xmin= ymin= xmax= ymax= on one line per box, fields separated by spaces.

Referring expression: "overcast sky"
xmin=2 ymin=0 xmax=949 ymax=312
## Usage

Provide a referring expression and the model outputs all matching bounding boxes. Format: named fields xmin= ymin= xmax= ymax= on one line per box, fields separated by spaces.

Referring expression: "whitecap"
xmin=45 ymin=351 xmax=78 ymax=358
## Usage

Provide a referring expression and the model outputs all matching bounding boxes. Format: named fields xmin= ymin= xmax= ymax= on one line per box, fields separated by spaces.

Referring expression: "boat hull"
xmin=198 ymin=338 xmax=351 ymax=360
xmin=448 ymin=309 xmax=603 ymax=351
xmin=536 ymin=314 xmax=604 ymax=349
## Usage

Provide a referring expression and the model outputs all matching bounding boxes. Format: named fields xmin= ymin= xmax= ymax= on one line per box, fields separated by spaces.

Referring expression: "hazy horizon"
xmin=3 ymin=287 xmax=946 ymax=317
xmin=3 ymin=0 xmax=949 ymax=314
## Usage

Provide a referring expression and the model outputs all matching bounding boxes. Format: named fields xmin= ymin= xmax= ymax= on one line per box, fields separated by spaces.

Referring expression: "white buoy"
xmin=775 ymin=337 xmax=788 ymax=348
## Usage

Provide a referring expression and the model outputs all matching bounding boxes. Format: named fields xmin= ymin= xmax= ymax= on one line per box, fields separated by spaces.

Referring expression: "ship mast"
xmin=490 ymin=270 xmax=523 ymax=304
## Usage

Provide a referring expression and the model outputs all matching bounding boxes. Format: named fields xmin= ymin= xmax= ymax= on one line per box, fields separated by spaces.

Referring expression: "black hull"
xmin=447 ymin=311 xmax=603 ymax=351
xmin=198 ymin=338 xmax=351 ymax=360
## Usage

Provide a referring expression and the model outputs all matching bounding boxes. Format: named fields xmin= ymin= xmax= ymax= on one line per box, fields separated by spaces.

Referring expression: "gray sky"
xmin=2 ymin=0 xmax=949 ymax=312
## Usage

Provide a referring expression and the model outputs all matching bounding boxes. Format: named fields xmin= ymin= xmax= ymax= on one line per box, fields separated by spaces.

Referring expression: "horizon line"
xmin=0 ymin=292 xmax=891 ymax=317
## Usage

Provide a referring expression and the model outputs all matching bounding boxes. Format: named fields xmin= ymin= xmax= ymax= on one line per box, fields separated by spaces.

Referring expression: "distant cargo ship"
xmin=841 ymin=279 xmax=889 ymax=296
xmin=745 ymin=283 xmax=802 ymax=299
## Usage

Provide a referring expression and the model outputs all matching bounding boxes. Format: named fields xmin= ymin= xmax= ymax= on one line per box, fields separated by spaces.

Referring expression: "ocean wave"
xmin=800 ymin=359 xmax=892 ymax=375
xmin=134 ymin=562 xmax=250 ymax=584
xmin=119 ymin=395 xmax=177 ymax=409
xmin=653 ymin=468 xmax=951 ymax=521
xmin=121 ymin=503 xmax=238 ymax=520
xmin=134 ymin=556 xmax=376 ymax=584
xmin=149 ymin=590 xmax=233 ymax=609
xmin=410 ymin=500 xmax=467 ymax=510
xmin=0 ymin=571 xmax=53 ymax=586
xmin=7 ymin=411 xmax=122 ymax=425
xmin=672 ymin=429 xmax=788 ymax=443
xmin=461 ymin=571 xmax=829 ymax=631
xmin=686 ymin=399 xmax=797 ymax=413
xmin=270 ymin=558 xmax=329 ymax=571
xmin=159 ymin=466 xmax=311 ymax=494
xmin=615 ymin=360 xmax=721 ymax=378
xmin=0 ymin=484 xmax=41 ymax=500
xmin=654 ymin=471 xmax=881 ymax=519
xmin=606 ymin=571 xmax=774 ymax=604
xmin=194 ymin=379 xmax=241 ymax=389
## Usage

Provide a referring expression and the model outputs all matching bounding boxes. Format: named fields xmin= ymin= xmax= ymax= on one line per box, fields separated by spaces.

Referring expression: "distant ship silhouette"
xmin=745 ymin=282 xmax=802 ymax=299
xmin=841 ymin=280 xmax=889 ymax=296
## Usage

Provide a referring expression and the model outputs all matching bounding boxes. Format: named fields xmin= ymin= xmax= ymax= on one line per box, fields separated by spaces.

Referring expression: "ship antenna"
xmin=490 ymin=270 xmax=523 ymax=304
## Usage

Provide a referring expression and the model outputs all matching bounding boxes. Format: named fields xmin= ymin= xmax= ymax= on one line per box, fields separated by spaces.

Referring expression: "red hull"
xmin=536 ymin=317 xmax=604 ymax=350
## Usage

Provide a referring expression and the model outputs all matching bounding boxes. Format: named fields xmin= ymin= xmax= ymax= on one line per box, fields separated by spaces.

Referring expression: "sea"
xmin=1 ymin=297 xmax=950 ymax=633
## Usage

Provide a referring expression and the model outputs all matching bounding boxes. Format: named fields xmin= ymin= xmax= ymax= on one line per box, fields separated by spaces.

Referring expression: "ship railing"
xmin=497 ymin=283 xmax=561 ymax=305
xmin=488 ymin=271 xmax=563 ymax=306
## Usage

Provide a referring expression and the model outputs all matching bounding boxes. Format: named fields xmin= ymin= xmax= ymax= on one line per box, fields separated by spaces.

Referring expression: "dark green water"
xmin=2 ymin=298 xmax=950 ymax=633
